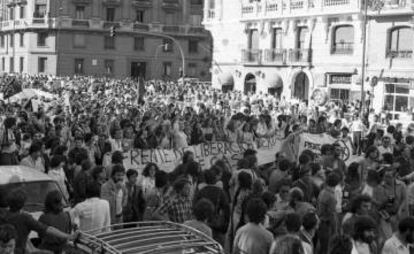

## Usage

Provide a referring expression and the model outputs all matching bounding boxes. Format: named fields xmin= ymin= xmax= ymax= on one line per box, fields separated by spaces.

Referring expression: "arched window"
xmin=331 ymin=25 xmax=354 ymax=54
xmin=387 ymin=27 xmax=413 ymax=58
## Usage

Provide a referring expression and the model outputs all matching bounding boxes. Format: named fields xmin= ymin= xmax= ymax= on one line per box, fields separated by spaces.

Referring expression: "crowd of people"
xmin=0 ymin=74 xmax=413 ymax=254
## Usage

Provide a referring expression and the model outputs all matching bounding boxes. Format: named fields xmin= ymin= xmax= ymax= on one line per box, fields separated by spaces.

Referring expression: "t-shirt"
xmin=233 ymin=223 xmax=273 ymax=254
xmin=5 ymin=211 xmax=48 ymax=254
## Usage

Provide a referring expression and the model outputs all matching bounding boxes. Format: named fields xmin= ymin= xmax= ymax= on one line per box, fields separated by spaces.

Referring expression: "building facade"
xmin=204 ymin=0 xmax=414 ymax=119
xmin=0 ymin=0 xmax=212 ymax=80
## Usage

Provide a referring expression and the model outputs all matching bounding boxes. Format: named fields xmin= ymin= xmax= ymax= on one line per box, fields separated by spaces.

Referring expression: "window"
xmin=74 ymin=58 xmax=84 ymax=74
xmin=163 ymin=39 xmax=173 ymax=52
xmin=387 ymin=27 xmax=413 ymax=58
xmin=34 ymin=4 xmax=46 ymax=18
xmin=19 ymin=6 xmax=25 ymax=19
xmin=189 ymin=15 xmax=202 ymax=26
xmin=188 ymin=63 xmax=197 ymax=77
xmin=106 ymin=8 xmax=115 ymax=21
xmin=271 ymin=28 xmax=283 ymax=49
xmin=9 ymin=57 xmax=14 ymax=72
xmin=0 ymin=35 xmax=4 ymax=48
xmin=188 ymin=40 xmax=198 ymax=54
xmin=1 ymin=57 xmax=4 ymax=71
xmin=209 ymin=0 xmax=215 ymax=9
xmin=332 ymin=25 xmax=354 ymax=54
xmin=104 ymin=36 xmax=115 ymax=49
xmin=136 ymin=10 xmax=144 ymax=23
xmin=296 ymin=27 xmax=308 ymax=49
xmin=75 ymin=6 xmax=85 ymax=19
xmin=383 ymin=83 xmax=412 ymax=119
xmin=191 ymin=0 xmax=203 ymax=5
xmin=20 ymin=33 xmax=24 ymax=47
xmin=330 ymin=89 xmax=350 ymax=103
xmin=38 ymin=57 xmax=47 ymax=73
xmin=37 ymin=32 xmax=48 ymax=47
xmin=73 ymin=34 xmax=86 ymax=48
xmin=134 ymin=37 xmax=145 ymax=51
xmin=163 ymin=62 xmax=172 ymax=76
xmin=165 ymin=13 xmax=175 ymax=24
xmin=9 ymin=34 xmax=14 ymax=47
xmin=19 ymin=57 xmax=24 ymax=73
xmin=9 ymin=7 xmax=14 ymax=20
xmin=248 ymin=29 xmax=259 ymax=49
xmin=104 ymin=59 xmax=115 ymax=75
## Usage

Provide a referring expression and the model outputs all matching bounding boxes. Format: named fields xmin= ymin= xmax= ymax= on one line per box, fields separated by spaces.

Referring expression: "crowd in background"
xmin=0 ymin=74 xmax=413 ymax=254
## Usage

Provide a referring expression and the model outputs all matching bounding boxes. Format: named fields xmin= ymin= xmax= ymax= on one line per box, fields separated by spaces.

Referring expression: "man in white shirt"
xmin=20 ymin=142 xmax=45 ymax=173
xmin=351 ymin=216 xmax=377 ymax=254
xmin=71 ymin=182 xmax=110 ymax=234
xmin=382 ymin=217 xmax=414 ymax=254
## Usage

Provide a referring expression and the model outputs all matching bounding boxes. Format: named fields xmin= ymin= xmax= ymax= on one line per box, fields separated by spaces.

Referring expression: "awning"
xmin=266 ymin=73 xmax=283 ymax=89
xmin=218 ymin=72 xmax=234 ymax=86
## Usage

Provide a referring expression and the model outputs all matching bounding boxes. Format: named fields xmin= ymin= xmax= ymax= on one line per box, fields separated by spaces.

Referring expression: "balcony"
xmin=102 ymin=0 xmax=121 ymax=6
xmin=7 ymin=0 xmax=27 ymax=6
xmin=132 ymin=0 xmax=152 ymax=8
xmin=263 ymin=49 xmax=287 ymax=65
xmin=133 ymin=22 xmax=150 ymax=31
xmin=162 ymin=0 xmax=180 ymax=10
xmin=386 ymin=50 xmax=413 ymax=59
xmin=72 ymin=0 xmax=91 ymax=5
xmin=33 ymin=12 xmax=46 ymax=18
xmin=103 ymin=21 xmax=120 ymax=29
xmin=162 ymin=25 xmax=180 ymax=33
xmin=331 ymin=43 xmax=354 ymax=55
xmin=288 ymin=48 xmax=312 ymax=65
xmin=71 ymin=19 xmax=89 ymax=27
xmin=241 ymin=0 xmax=361 ymax=19
xmin=242 ymin=49 xmax=262 ymax=65
xmin=369 ymin=0 xmax=413 ymax=15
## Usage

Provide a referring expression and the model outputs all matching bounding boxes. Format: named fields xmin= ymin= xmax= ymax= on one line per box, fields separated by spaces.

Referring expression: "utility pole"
xmin=360 ymin=0 xmax=369 ymax=114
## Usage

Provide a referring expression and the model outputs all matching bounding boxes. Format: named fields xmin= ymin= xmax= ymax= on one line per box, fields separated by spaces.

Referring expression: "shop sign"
xmin=329 ymin=74 xmax=352 ymax=84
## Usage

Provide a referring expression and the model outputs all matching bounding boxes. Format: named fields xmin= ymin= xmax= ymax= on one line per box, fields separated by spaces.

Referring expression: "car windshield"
xmin=0 ymin=181 xmax=68 ymax=213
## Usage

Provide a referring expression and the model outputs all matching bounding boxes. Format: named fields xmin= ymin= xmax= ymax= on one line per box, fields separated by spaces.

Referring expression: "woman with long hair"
xmin=38 ymin=190 xmax=72 ymax=254
xmin=140 ymin=162 xmax=160 ymax=198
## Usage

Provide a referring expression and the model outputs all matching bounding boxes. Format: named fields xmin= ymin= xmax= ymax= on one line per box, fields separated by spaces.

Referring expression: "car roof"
xmin=76 ymin=221 xmax=224 ymax=254
xmin=0 ymin=166 xmax=52 ymax=185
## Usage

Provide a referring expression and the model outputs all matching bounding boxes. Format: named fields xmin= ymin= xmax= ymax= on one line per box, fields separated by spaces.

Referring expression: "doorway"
xmin=244 ymin=73 xmax=256 ymax=95
xmin=293 ymin=72 xmax=309 ymax=102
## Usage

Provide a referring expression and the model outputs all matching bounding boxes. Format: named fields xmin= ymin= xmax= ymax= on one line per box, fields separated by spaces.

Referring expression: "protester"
xmin=0 ymin=224 xmax=17 ymax=254
xmin=4 ymin=189 xmax=77 ymax=254
xmin=232 ymin=198 xmax=273 ymax=254
xmin=71 ymin=182 xmax=110 ymax=234
xmin=0 ymin=74 xmax=413 ymax=254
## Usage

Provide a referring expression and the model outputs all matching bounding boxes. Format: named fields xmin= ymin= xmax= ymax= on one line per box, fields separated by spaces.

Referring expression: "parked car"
xmin=0 ymin=165 xmax=69 ymax=216
xmin=73 ymin=221 xmax=225 ymax=254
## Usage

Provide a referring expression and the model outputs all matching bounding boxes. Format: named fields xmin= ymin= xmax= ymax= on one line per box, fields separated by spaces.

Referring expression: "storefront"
xmin=380 ymin=77 xmax=414 ymax=120
xmin=327 ymin=73 xmax=353 ymax=103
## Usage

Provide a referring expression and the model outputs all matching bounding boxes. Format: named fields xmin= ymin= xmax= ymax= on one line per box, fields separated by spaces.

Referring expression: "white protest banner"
xmin=297 ymin=133 xmax=352 ymax=162
xmin=123 ymin=136 xmax=282 ymax=173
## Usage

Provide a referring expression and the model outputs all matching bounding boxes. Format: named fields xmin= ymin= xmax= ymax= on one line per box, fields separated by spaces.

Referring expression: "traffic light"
xmin=110 ymin=26 xmax=116 ymax=37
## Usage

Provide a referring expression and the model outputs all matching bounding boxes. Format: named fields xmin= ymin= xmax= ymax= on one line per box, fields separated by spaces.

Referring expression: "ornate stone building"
xmin=0 ymin=0 xmax=212 ymax=80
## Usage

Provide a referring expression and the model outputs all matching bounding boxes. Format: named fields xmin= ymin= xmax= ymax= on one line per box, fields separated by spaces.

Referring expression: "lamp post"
xmin=360 ymin=0 xmax=369 ymax=114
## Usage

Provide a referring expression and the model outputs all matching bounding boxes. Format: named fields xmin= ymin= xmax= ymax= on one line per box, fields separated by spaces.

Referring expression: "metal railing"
xmin=386 ymin=50 xmax=413 ymax=59
xmin=288 ymin=48 xmax=312 ymax=63
xmin=264 ymin=48 xmax=286 ymax=64
xmin=323 ymin=0 xmax=350 ymax=6
xmin=331 ymin=43 xmax=354 ymax=54
xmin=242 ymin=49 xmax=262 ymax=64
